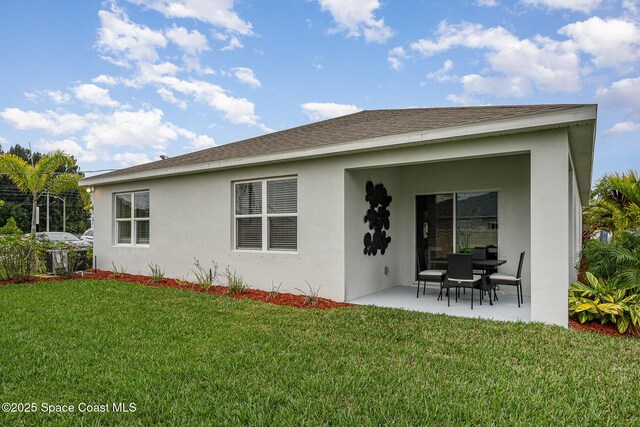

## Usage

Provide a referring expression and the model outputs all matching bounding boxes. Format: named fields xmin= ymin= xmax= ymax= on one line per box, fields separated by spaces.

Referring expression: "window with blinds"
xmin=235 ymin=177 xmax=297 ymax=251
xmin=115 ymin=191 xmax=150 ymax=246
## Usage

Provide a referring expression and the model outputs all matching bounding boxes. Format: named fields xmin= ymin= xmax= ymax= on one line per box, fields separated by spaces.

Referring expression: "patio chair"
xmin=489 ymin=251 xmax=525 ymax=307
xmin=416 ymin=250 xmax=447 ymax=299
xmin=444 ymin=253 xmax=484 ymax=309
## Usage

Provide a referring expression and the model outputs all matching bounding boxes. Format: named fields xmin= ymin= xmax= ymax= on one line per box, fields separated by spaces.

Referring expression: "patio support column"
xmin=530 ymin=130 xmax=570 ymax=327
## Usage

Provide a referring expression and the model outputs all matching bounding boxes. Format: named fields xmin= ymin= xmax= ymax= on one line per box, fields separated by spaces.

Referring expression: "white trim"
xmin=233 ymin=176 xmax=298 ymax=253
xmin=113 ymin=190 xmax=150 ymax=247
xmin=81 ymin=106 xmax=597 ymax=187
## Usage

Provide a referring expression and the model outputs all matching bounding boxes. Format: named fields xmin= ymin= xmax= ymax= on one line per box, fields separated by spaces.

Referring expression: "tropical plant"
xmin=585 ymin=170 xmax=640 ymax=235
xmin=569 ymin=272 xmax=640 ymax=334
xmin=580 ymin=228 xmax=640 ymax=285
xmin=0 ymin=151 xmax=86 ymax=234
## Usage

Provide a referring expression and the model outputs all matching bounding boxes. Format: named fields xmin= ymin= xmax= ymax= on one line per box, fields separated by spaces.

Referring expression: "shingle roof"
xmin=91 ymin=104 xmax=592 ymax=180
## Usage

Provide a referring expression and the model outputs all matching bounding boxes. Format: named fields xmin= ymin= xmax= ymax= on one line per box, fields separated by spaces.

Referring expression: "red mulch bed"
xmin=0 ymin=270 xmax=354 ymax=310
xmin=569 ymin=317 xmax=633 ymax=337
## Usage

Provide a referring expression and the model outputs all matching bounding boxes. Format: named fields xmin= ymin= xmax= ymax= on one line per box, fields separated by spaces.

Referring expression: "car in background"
xmin=35 ymin=232 xmax=88 ymax=248
xmin=81 ymin=228 xmax=94 ymax=247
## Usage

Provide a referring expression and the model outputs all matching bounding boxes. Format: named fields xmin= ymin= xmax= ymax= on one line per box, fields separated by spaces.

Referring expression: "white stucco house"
xmin=81 ymin=104 xmax=597 ymax=327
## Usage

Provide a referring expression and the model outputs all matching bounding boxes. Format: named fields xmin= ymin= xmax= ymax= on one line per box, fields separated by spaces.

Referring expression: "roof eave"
xmin=81 ymin=105 xmax=597 ymax=187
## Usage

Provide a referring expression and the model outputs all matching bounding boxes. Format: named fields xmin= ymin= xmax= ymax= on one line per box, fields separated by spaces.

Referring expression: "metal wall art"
xmin=363 ymin=181 xmax=392 ymax=256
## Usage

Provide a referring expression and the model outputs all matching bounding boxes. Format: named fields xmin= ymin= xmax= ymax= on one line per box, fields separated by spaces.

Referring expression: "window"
xmin=115 ymin=191 xmax=150 ymax=246
xmin=235 ymin=177 xmax=297 ymax=251
xmin=416 ymin=191 xmax=497 ymax=271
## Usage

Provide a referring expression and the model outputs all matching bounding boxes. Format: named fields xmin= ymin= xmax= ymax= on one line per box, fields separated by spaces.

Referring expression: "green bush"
xmin=0 ymin=235 xmax=41 ymax=281
xmin=573 ymin=228 xmax=640 ymax=334
xmin=0 ymin=217 xmax=22 ymax=235
xmin=569 ymin=272 xmax=640 ymax=334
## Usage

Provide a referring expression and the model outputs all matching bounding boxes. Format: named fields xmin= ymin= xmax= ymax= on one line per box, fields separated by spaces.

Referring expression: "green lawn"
xmin=1 ymin=280 xmax=639 ymax=426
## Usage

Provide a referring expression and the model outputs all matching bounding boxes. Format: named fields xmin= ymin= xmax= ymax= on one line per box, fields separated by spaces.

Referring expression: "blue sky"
xmin=0 ymin=0 xmax=638 ymax=180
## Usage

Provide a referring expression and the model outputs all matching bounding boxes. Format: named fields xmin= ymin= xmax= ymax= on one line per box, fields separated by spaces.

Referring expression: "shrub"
xmin=192 ymin=258 xmax=214 ymax=291
xmin=225 ymin=267 xmax=248 ymax=294
xmin=111 ymin=262 xmax=127 ymax=278
xmin=0 ymin=217 xmax=22 ymax=235
xmin=569 ymin=272 xmax=640 ymax=335
xmin=148 ymin=263 xmax=165 ymax=283
xmin=0 ymin=235 xmax=41 ymax=281
xmin=295 ymin=281 xmax=321 ymax=306
xmin=267 ymin=281 xmax=282 ymax=300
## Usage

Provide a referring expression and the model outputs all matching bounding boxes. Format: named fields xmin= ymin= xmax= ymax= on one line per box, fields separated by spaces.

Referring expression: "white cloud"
xmin=520 ymin=0 xmax=602 ymax=13
xmin=0 ymin=136 xmax=8 ymax=150
xmin=165 ymin=25 xmax=209 ymax=55
xmin=477 ymin=0 xmax=498 ymax=6
xmin=387 ymin=46 xmax=408 ymax=70
xmin=127 ymin=0 xmax=253 ymax=35
xmin=446 ymin=93 xmax=486 ymax=106
xmin=301 ymin=102 xmax=363 ymax=121
xmin=427 ymin=59 xmax=454 ymax=82
xmin=596 ymin=76 xmax=640 ymax=108
xmin=156 ymin=87 xmax=188 ymax=109
xmin=97 ymin=7 xmax=167 ymax=66
xmin=37 ymin=138 xmax=97 ymax=162
xmin=0 ymin=108 xmax=88 ymax=135
xmin=232 ymin=67 xmax=261 ymax=88
xmin=316 ymin=0 xmax=394 ymax=43
xmin=559 ymin=17 xmax=640 ymax=72
xmin=47 ymin=90 xmax=72 ymax=104
xmin=220 ymin=35 xmax=243 ymax=51
xmin=460 ymin=74 xmax=531 ymax=97
xmin=603 ymin=121 xmax=640 ymax=137
xmin=92 ymin=75 xmax=118 ymax=85
xmin=73 ymin=84 xmax=119 ymax=107
xmin=83 ymin=108 xmax=179 ymax=150
xmin=152 ymin=75 xmax=268 ymax=129
xmin=410 ymin=21 xmax=581 ymax=96
xmin=113 ymin=152 xmax=152 ymax=166
xmin=24 ymin=90 xmax=72 ymax=104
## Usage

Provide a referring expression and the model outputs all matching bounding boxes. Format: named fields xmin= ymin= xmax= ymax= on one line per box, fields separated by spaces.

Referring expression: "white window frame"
xmin=114 ymin=190 xmax=150 ymax=247
xmin=234 ymin=176 xmax=298 ymax=253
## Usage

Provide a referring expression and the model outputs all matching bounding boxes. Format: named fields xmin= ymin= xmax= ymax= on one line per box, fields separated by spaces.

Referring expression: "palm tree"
xmin=0 ymin=151 xmax=83 ymax=234
xmin=585 ymin=171 xmax=640 ymax=235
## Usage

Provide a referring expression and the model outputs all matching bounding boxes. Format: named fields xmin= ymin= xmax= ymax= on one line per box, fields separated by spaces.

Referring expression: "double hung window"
xmin=235 ymin=177 xmax=297 ymax=251
xmin=115 ymin=191 xmax=150 ymax=245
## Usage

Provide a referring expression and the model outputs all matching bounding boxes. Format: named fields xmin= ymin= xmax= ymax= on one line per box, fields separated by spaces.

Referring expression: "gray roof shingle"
xmin=91 ymin=104 xmax=592 ymax=180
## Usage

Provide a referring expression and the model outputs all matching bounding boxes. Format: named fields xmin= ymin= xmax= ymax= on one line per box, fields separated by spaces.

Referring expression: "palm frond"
xmin=47 ymin=173 xmax=82 ymax=194
xmin=0 ymin=154 xmax=32 ymax=193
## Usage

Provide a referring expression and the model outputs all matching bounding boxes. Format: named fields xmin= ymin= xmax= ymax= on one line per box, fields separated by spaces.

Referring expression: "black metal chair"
xmin=489 ymin=251 xmax=525 ymax=307
xmin=416 ymin=250 xmax=447 ymax=299
xmin=473 ymin=246 xmax=497 ymax=302
xmin=443 ymin=253 xmax=484 ymax=309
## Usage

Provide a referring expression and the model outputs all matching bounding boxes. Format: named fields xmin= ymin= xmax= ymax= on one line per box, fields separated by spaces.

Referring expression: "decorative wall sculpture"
xmin=363 ymin=181 xmax=392 ymax=256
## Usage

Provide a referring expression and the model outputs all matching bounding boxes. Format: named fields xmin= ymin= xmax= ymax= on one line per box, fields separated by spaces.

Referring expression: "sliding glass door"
xmin=416 ymin=192 xmax=498 ymax=275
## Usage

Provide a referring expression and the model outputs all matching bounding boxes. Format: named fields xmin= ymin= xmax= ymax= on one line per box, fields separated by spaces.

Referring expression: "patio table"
xmin=472 ymin=259 xmax=506 ymax=304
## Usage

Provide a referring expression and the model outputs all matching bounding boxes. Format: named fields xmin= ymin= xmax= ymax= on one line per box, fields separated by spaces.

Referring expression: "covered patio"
xmin=349 ymin=285 xmax=531 ymax=322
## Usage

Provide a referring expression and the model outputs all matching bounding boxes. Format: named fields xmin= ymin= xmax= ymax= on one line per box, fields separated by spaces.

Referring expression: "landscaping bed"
xmin=0 ymin=269 xmax=354 ymax=309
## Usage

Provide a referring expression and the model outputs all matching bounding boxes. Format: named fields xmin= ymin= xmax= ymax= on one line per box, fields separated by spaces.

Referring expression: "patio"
xmin=349 ymin=285 xmax=531 ymax=323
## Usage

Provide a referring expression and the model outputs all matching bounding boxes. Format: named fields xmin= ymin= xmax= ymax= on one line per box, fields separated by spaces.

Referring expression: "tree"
xmin=0 ymin=151 xmax=84 ymax=234
xmin=585 ymin=171 xmax=640 ymax=235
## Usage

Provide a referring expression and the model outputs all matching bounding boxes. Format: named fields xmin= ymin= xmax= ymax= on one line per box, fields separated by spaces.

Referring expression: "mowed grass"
xmin=1 ymin=280 xmax=639 ymax=426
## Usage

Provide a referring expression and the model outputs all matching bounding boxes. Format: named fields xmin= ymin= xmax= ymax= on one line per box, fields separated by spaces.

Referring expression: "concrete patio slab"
xmin=349 ymin=285 xmax=531 ymax=323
